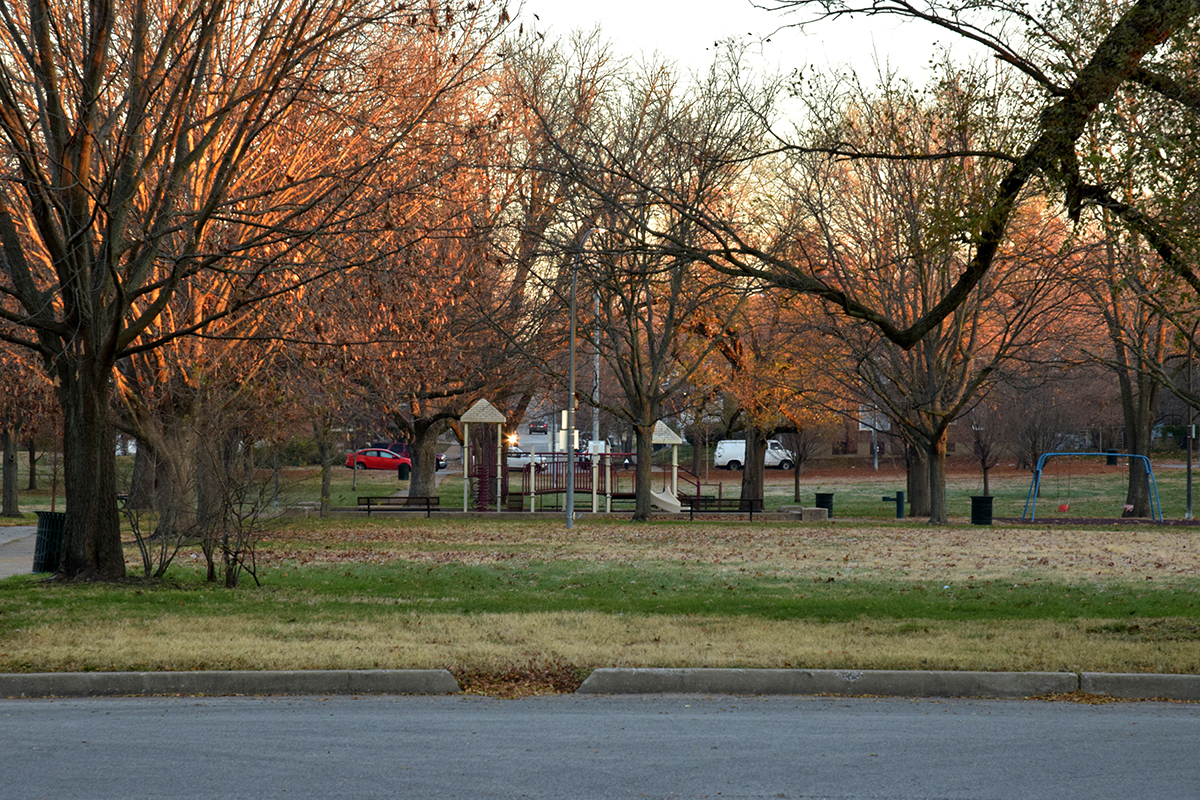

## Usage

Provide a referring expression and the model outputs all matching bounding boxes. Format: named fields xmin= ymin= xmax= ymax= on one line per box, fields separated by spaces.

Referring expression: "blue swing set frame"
xmin=1021 ymin=452 xmax=1162 ymax=522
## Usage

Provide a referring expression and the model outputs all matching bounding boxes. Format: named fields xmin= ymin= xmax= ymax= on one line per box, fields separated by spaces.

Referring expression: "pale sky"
xmin=515 ymin=0 xmax=977 ymax=83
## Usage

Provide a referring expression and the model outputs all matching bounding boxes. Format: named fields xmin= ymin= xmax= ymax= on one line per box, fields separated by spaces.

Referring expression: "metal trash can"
xmin=33 ymin=510 xmax=67 ymax=573
xmin=398 ymin=462 xmax=411 ymax=480
xmin=1105 ymin=449 xmax=1118 ymax=466
xmin=970 ymin=495 xmax=994 ymax=526
xmin=814 ymin=492 xmax=834 ymax=518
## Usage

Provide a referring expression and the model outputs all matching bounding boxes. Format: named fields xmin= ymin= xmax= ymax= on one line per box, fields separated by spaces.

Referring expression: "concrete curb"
xmin=0 ymin=669 xmax=460 ymax=698
xmin=1082 ymin=672 xmax=1200 ymax=701
xmin=576 ymin=668 xmax=1079 ymax=698
xmin=3 ymin=668 xmax=1198 ymax=701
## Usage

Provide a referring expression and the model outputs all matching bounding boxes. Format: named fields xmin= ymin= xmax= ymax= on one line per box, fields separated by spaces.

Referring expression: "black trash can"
xmin=33 ymin=510 xmax=67 ymax=573
xmin=970 ymin=495 xmax=994 ymax=526
xmin=814 ymin=492 xmax=834 ymax=518
xmin=1105 ymin=449 xmax=1118 ymax=466
xmin=398 ymin=462 xmax=411 ymax=481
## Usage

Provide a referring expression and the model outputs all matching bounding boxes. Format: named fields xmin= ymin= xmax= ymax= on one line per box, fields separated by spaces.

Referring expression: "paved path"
xmin=0 ymin=525 xmax=36 ymax=579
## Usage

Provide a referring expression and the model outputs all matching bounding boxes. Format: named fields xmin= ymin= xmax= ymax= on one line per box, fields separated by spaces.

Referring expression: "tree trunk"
xmin=127 ymin=446 xmax=157 ymax=511
xmin=927 ymin=429 xmax=949 ymax=525
xmin=409 ymin=419 xmax=446 ymax=499
xmin=196 ymin=423 xmax=237 ymax=582
xmin=2 ymin=428 xmax=19 ymax=517
xmin=25 ymin=439 xmax=37 ymax=491
xmin=1116 ymin=355 xmax=1159 ymax=517
xmin=906 ymin=443 xmax=931 ymax=518
xmin=152 ymin=427 xmax=200 ymax=544
xmin=739 ymin=426 xmax=768 ymax=506
xmin=57 ymin=369 xmax=124 ymax=578
xmin=632 ymin=421 xmax=656 ymax=521
xmin=313 ymin=417 xmax=333 ymax=518
xmin=1130 ymin=392 xmax=1157 ymax=517
xmin=1123 ymin=401 xmax=1155 ymax=516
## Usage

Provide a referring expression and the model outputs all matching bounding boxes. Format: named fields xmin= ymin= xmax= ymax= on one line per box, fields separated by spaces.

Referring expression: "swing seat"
xmin=1058 ymin=503 xmax=1070 ymax=512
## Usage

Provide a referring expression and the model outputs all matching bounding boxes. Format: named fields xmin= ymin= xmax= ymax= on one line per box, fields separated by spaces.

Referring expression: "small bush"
xmin=276 ymin=437 xmax=322 ymax=466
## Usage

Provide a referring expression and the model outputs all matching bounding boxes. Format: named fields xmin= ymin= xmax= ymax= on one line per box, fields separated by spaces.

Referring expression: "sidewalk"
xmin=0 ymin=525 xmax=36 ymax=579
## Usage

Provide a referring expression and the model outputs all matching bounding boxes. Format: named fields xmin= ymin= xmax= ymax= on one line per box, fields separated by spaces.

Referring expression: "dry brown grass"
xmin=7 ymin=610 xmax=1198 ymax=677
xmin=261 ymin=518 xmax=1200 ymax=583
xmin=5 ymin=515 xmax=1199 ymax=691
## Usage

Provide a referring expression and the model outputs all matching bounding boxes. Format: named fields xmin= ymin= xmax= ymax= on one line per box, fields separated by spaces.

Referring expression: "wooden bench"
xmin=683 ymin=497 xmax=763 ymax=520
xmin=358 ymin=496 xmax=441 ymax=518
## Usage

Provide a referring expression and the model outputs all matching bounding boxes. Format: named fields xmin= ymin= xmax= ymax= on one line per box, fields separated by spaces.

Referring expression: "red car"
xmin=345 ymin=448 xmax=413 ymax=470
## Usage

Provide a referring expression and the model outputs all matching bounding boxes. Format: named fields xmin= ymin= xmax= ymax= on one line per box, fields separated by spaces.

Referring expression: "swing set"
xmin=1021 ymin=452 xmax=1162 ymax=522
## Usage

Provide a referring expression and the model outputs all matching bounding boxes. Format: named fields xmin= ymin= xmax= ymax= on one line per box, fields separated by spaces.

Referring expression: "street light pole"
xmin=567 ymin=253 xmax=579 ymax=529
xmin=567 ymin=226 xmax=604 ymax=529
xmin=592 ymin=290 xmax=602 ymax=514
xmin=1188 ymin=334 xmax=1194 ymax=520
xmin=593 ymin=291 xmax=601 ymax=449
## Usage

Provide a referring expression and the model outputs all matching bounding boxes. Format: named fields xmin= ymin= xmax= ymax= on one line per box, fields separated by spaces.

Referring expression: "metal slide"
xmin=650 ymin=488 xmax=682 ymax=514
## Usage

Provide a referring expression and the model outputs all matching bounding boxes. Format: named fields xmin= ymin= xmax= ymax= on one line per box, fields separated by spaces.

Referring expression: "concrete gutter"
xmin=576 ymin=668 xmax=1079 ymax=698
xmin=2 ymin=668 xmax=1198 ymax=701
xmin=1081 ymin=672 xmax=1200 ymax=701
xmin=576 ymin=668 xmax=1200 ymax=701
xmin=0 ymin=669 xmax=460 ymax=698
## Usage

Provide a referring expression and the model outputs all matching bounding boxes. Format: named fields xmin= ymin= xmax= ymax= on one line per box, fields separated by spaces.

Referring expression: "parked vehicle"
xmin=507 ymin=448 xmax=546 ymax=471
xmin=345 ymin=448 xmax=413 ymax=470
xmin=371 ymin=441 xmax=446 ymax=470
xmin=712 ymin=439 xmax=795 ymax=471
xmin=370 ymin=441 xmax=411 ymax=456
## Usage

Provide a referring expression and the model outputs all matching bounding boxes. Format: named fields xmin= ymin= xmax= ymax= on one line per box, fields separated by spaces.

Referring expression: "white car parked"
xmin=713 ymin=439 xmax=795 ymax=471
xmin=506 ymin=448 xmax=547 ymax=471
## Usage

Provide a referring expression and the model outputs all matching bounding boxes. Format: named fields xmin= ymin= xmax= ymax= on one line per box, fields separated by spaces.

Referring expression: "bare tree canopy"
xmin=0 ymin=0 xmax=508 ymax=577
xmin=703 ymin=0 xmax=1200 ymax=347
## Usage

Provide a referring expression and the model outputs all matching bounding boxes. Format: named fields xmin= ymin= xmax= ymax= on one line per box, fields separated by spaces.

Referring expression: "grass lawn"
xmin=1 ymin=458 xmax=1198 ymax=694
xmin=0 ymin=451 xmax=1188 ymax=520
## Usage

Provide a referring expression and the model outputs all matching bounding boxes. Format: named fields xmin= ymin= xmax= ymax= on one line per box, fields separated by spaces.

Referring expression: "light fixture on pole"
xmin=567 ymin=226 xmax=604 ymax=529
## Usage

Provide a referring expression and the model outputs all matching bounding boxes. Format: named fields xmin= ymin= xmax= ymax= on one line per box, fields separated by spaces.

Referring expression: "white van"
xmin=713 ymin=439 xmax=795 ymax=471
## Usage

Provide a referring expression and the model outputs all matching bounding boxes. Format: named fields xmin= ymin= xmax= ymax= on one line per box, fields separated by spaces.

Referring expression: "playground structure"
xmin=1021 ymin=451 xmax=1163 ymax=522
xmin=502 ymin=420 xmax=726 ymax=514
xmin=460 ymin=404 xmax=723 ymax=514
xmin=505 ymin=451 xmax=725 ymax=514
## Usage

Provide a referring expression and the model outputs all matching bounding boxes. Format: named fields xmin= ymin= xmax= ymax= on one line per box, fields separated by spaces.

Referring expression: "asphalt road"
xmin=3 ymin=694 xmax=1197 ymax=799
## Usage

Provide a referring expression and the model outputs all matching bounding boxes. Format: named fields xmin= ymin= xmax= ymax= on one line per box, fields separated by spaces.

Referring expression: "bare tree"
xmin=664 ymin=2 xmax=1200 ymax=347
xmin=540 ymin=60 xmax=756 ymax=519
xmin=964 ymin=396 xmax=1007 ymax=496
xmin=777 ymin=426 xmax=832 ymax=501
xmin=0 ymin=343 xmax=53 ymax=516
xmin=0 ymin=0 xmax=509 ymax=577
xmin=778 ymin=66 xmax=1078 ymax=522
xmin=687 ymin=290 xmax=833 ymax=506
xmin=1076 ymin=228 xmax=1170 ymax=516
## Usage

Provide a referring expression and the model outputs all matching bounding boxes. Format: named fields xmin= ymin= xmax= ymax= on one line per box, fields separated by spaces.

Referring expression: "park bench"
xmin=683 ymin=496 xmax=763 ymax=520
xmin=357 ymin=495 xmax=441 ymax=518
